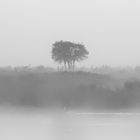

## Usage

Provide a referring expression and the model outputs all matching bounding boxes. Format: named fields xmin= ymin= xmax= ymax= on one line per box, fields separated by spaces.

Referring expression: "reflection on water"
xmin=0 ymin=109 xmax=140 ymax=140
xmin=52 ymin=112 xmax=86 ymax=140
xmin=51 ymin=111 xmax=140 ymax=140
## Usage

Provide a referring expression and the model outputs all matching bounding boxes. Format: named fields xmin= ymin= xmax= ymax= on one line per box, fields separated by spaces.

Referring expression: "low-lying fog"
xmin=0 ymin=109 xmax=140 ymax=140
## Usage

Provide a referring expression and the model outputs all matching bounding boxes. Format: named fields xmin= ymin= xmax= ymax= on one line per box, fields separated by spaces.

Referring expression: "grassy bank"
xmin=0 ymin=71 xmax=139 ymax=111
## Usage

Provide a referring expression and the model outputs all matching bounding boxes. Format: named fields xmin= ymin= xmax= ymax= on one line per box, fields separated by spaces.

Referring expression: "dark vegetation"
xmin=52 ymin=41 xmax=89 ymax=71
xmin=0 ymin=70 xmax=140 ymax=112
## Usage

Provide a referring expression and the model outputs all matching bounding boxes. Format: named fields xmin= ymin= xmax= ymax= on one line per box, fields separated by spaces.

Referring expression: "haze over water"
xmin=0 ymin=0 xmax=140 ymax=139
xmin=0 ymin=109 xmax=140 ymax=140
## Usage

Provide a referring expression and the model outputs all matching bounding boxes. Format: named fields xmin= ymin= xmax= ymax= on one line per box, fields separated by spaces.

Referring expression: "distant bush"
xmin=124 ymin=80 xmax=140 ymax=90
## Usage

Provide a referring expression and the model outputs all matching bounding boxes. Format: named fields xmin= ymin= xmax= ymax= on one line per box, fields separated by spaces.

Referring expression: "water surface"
xmin=0 ymin=109 xmax=139 ymax=140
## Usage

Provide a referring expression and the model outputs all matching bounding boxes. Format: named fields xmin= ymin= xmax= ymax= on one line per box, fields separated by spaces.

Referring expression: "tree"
xmin=52 ymin=40 xmax=89 ymax=71
xmin=70 ymin=43 xmax=89 ymax=70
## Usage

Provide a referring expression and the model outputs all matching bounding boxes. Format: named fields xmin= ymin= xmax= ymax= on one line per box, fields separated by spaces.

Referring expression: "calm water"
xmin=0 ymin=109 xmax=140 ymax=140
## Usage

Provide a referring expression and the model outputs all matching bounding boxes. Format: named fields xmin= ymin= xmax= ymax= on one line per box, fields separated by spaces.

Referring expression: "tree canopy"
xmin=52 ymin=40 xmax=89 ymax=70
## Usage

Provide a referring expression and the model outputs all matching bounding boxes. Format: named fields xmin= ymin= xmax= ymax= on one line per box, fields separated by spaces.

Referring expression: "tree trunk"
xmin=72 ymin=60 xmax=75 ymax=71
xmin=64 ymin=61 xmax=67 ymax=71
xmin=68 ymin=62 xmax=71 ymax=71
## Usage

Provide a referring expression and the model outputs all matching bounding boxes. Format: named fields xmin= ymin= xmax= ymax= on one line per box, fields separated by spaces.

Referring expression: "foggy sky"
xmin=0 ymin=0 xmax=140 ymax=67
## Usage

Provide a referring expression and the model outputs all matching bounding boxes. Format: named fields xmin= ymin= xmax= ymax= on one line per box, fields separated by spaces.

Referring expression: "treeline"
xmin=0 ymin=71 xmax=140 ymax=111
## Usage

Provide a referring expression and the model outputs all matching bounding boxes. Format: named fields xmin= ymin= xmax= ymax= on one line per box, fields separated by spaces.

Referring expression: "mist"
xmin=0 ymin=0 xmax=140 ymax=67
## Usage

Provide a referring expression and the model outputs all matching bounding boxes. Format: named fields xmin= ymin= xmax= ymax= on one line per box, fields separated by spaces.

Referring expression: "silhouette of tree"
xmin=52 ymin=40 xmax=89 ymax=70
xmin=70 ymin=43 xmax=89 ymax=70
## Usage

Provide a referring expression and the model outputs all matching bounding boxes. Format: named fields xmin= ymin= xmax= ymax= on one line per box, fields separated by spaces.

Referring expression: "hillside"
xmin=0 ymin=71 xmax=139 ymax=112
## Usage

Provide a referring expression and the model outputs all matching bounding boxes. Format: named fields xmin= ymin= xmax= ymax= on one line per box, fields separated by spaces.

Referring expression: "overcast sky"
xmin=0 ymin=0 xmax=140 ymax=67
